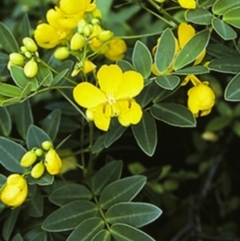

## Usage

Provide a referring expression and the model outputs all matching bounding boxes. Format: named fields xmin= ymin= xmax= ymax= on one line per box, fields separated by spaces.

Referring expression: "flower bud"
xmin=24 ymin=59 xmax=38 ymax=78
xmin=0 ymin=174 xmax=28 ymax=207
xmin=44 ymin=149 xmax=62 ymax=175
xmin=83 ymin=25 xmax=93 ymax=37
xmin=54 ymin=47 xmax=70 ymax=60
xmin=91 ymin=18 xmax=100 ymax=25
xmin=83 ymin=59 xmax=96 ymax=74
xmin=34 ymin=148 xmax=43 ymax=157
xmin=22 ymin=37 xmax=38 ymax=52
xmin=31 ymin=162 xmax=45 ymax=179
xmin=20 ymin=46 xmax=28 ymax=53
xmin=9 ymin=53 xmax=25 ymax=66
xmin=20 ymin=151 xmax=37 ymax=167
xmin=70 ymin=33 xmax=85 ymax=51
xmin=41 ymin=141 xmax=52 ymax=151
xmin=97 ymin=30 xmax=113 ymax=42
xmin=78 ymin=19 xmax=87 ymax=29
xmin=91 ymin=9 xmax=102 ymax=20
xmin=24 ymin=51 xmax=32 ymax=59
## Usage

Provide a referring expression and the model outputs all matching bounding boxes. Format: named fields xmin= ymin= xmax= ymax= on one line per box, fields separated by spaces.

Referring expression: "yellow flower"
xmin=178 ymin=0 xmax=196 ymax=9
xmin=187 ymin=77 xmax=215 ymax=117
xmin=44 ymin=149 xmax=62 ymax=175
xmin=0 ymin=174 xmax=28 ymax=207
xmin=73 ymin=64 xmax=144 ymax=131
xmin=58 ymin=149 xmax=78 ymax=175
xmin=104 ymin=39 xmax=127 ymax=61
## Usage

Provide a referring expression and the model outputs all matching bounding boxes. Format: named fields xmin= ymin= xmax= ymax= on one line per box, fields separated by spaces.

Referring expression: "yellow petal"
xmin=73 ymin=82 xmax=106 ymax=108
xmin=94 ymin=104 xmax=111 ymax=131
xmin=194 ymin=49 xmax=206 ymax=65
xmin=115 ymin=71 xmax=144 ymax=99
xmin=178 ymin=23 xmax=195 ymax=49
xmin=178 ymin=0 xmax=196 ymax=9
xmin=97 ymin=65 xmax=123 ymax=93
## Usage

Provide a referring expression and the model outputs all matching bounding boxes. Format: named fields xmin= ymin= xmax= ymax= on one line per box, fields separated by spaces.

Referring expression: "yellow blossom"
xmin=178 ymin=0 xmax=196 ymax=9
xmin=83 ymin=59 xmax=96 ymax=74
xmin=0 ymin=174 xmax=28 ymax=207
xmin=44 ymin=148 xmax=62 ymax=175
xmin=104 ymin=39 xmax=127 ymax=61
xmin=73 ymin=64 xmax=144 ymax=131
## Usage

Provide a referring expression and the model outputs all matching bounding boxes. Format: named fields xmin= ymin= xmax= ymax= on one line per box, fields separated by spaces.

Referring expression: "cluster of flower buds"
xmin=20 ymin=140 xmax=62 ymax=179
xmin=8 ymin=37 xmax=39 ymax=78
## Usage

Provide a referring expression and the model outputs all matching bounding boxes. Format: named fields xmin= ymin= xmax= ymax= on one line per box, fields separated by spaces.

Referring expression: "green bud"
xmin=31 ymin=162 xmax=45 ymax=179
xmin=97 ymin=30 xmax=113 ymax=42
xmin=22 ymin=37 xmax=38 ymax=52
xmin=20 ymin=46 xmax=28 ymax=53
xmin=70 ymin=33 xmax=85 ymax=51
xmin=91 ymin=18 xmax=100 ymax=25
xmin=78 ymin=19 xmax=87 ymax=29
xmin=20 ymin=151 xmax=37 ymax=167
xmin=9 ymin=53 xmax=25 ymax=66
xmin=34 ymin=148 xmax=43 ymax=157
xmin=24 ymin=59 xmax=38 ymax=78
xmin=42 ymin=141 xmax=53 ymax=151
xmin=24 ymin=51 xmax=32 ymax=59
xmin=92 ymin=9 xmax=103 ymax=20
xmin=83 ymin=25 xmax=93 ymax=37
xmin=54 ymin=47 xmax=70 ymax=60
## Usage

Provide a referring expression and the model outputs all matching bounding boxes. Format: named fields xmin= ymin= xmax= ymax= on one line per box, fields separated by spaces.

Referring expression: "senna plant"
xmin=0 ymin=0 xmax=240 ymax=240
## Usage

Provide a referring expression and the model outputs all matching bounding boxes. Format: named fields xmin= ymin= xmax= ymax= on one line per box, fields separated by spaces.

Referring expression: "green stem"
xmin=115 ymin=30 xmax=165 ymax=40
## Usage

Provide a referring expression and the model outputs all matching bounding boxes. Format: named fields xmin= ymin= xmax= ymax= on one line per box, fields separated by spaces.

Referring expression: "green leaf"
xmin=225 ymin=73 xmax=240 ymax=101
xmin=0 ymin=22 xmax=19 ymax=53
xmin=67 ymin=217 xmax=104 ymax=241
xmin=27 ymin=192 xmax=43 ymax=218
xmin=185 ymin=9 xmax=213 ymax=25
xmin=131 ymin=112 xmax=157 ymax=156
xmin=92 ymin=135 xmax=105 ymax=154
xmin=12 ymin=100 xmax=33 ymax=139
xmin=42 ymin=200 xmax=98 ymax=232
xmin=205 ymin=116 xmax=232 ymax=131
xmin=10 ymin=66 xmax=39 ymax=91
xmin=92 ymin=160 xmax=123 ymax=195
xmin=51 ymin=69 xmax=69 ymax=86
xmin=21 ymin=13 xmax=31 ymax=38
xmin=0 ymin=137 xmax=26 ymax=173
xmin=213 ymin=0 xmax=240 ymax=15
xmin=0 ymin=107 xmax=11 ymax=136
xmin=31 ymin=232 xmax=47 ymax=241
xmin=0 ymin=97 xmax=21 ymax=107
xmin=35 ymin=64 xmax=53 ymax=86
xmin=0 ymin=174 xmax=7 ymax=188
xmin=151 ymin=103 xmax=196 ymax=127
xmin=104 ymin=119 xmax=126 ymax=148
xmin=155 ymin=28 xmax=176 ymax=74
xmin=153 ymin=86 xmax=179 ymax=103
xmin=132 ymin=41 xmax=152 ymax=78
xmin=26 ymin=172 xmax=54 ymax=186
xmin=11 ymin=233 xmax=24 ymax=241
xmin=20 ymin=82 xmax=33 ymax=98
xmin=0 ymin=83 xmax=22 ymax=97
xmin=173 ymin=66 xmax=209 ymax=75
xmin=117 ymin=60 xmax=133 ymax=72
xmin=99 ymin=175 xmax=146 ymax=210
xmin=41 ymin=109 xmax=61 ymax=141
xmin=106 ymin=202 xmax=162 ymax=227
xmin=49 ymin=184 xmax=92 ymax=206
xmin=208 ymin=57 xmax=240 ymax=73
xmin=110 ymin=223 xmax=155 ymax=241
xmin=223 ymin=6 xmax=240 ymax=29
xmin=207 ymin=43 xmax=239 ymax=58
xmin=2 ymin=208 xmax=20 ymax=241
xmin=232 ymin=120 xmax=240 ymax=136
xmin=173 ymin=29 xmax=210 ymax=70
xmin=91 ymin=230 xmax=111 ymax=241
xmin=212 ymin=18 xmax=237 ymax=40
xmin=155 ymin=75 xmax=180 ymax=90
xmin=198 ymin=0 xmax=217 ymax=8
xmin=26 ymin=125 xmax=51 ymax=150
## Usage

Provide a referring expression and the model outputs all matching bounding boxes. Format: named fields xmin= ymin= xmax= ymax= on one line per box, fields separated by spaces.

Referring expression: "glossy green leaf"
xmin=26 ymin=124 xmax=51 ymax=150
xmin=0 ymin=137 xmax=26 ymax=173
xmin=131 ymin=111 xmax=157 ymax=156
xmin=99 ymin=175 xmax=146 ymax=209
xmin=51 ymin=69 xmax=69 ymax=86
xmin=41 ymin=109 xmax=61 ymax=141
xmin=42 ymin=200 xmax=98 ymax=232
xmin=26 ymin=172 xmax=54 ymax=186
xmin=117 ymin=60 xmax=133 ymax=72
xmin=225 ymin=72 xmax=240 ymax=101
xmin=208 ymin=57 xmax=240 ymax=73
xmin=212 ymin=18 xmax=237 ymax=40
xmin=151 ymin=103 xmax=196 ymax=127
xmin=0 ymin=22 xmax=19 ymax=53
xmin=27 ymin=192 xmax=43 ymax=218
xmin=21 ymin=13 xmax=31 ymax=38
xmin=0 ymin=107 xmax=11 ymax=136
xmin=67 ymin=217 xmax=104 ymax=241
xmin=10 ymin=66 xmax=39 ymax=91
xmin=0 ymin=83 xmax=22 ymax=97
xmin=106 ymin=202 xmax=162 ymax=227
xmin=92 ymin=160 xmax=123 ymax=195
xmin=185 ymin=8 xmax=213 ymax=25
xmin=132 ymin=41 xmax=152 ymax=78
xmin=173 ymin=66 xmax=209 ymax=75
xmin=11 ymin=233 xmax=23 ymax=241
xmin=91 ymin=230 xmax=111 ymax=241
xmin=155 ymin=28 xmax=176 ymax=73
xmin=12 ymin=100 xmax=33 ymax=139
xmin=104 ymin=119 xmax=126 ymax=148
xmin=205 ymin=116 xmax=232 ymax=131
xmin=110 ymin=223 xmax=155 ymax=241
xmin=155 ymin=75 xmax=180 ymax=90
xmin=2 ymin=208 xmax=20 ymax=241
xmin=35 ymin=64 xmax=53 ymax=86
xmin=49 ymin=184 xmax=92 ymax=206
xmin=223 ymin=7 xmax=240 ymax=29
xmin=174 ymin=30 xmax=210 ymax=70
xmin=213 ymin=0 xmax=240 ymax=15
